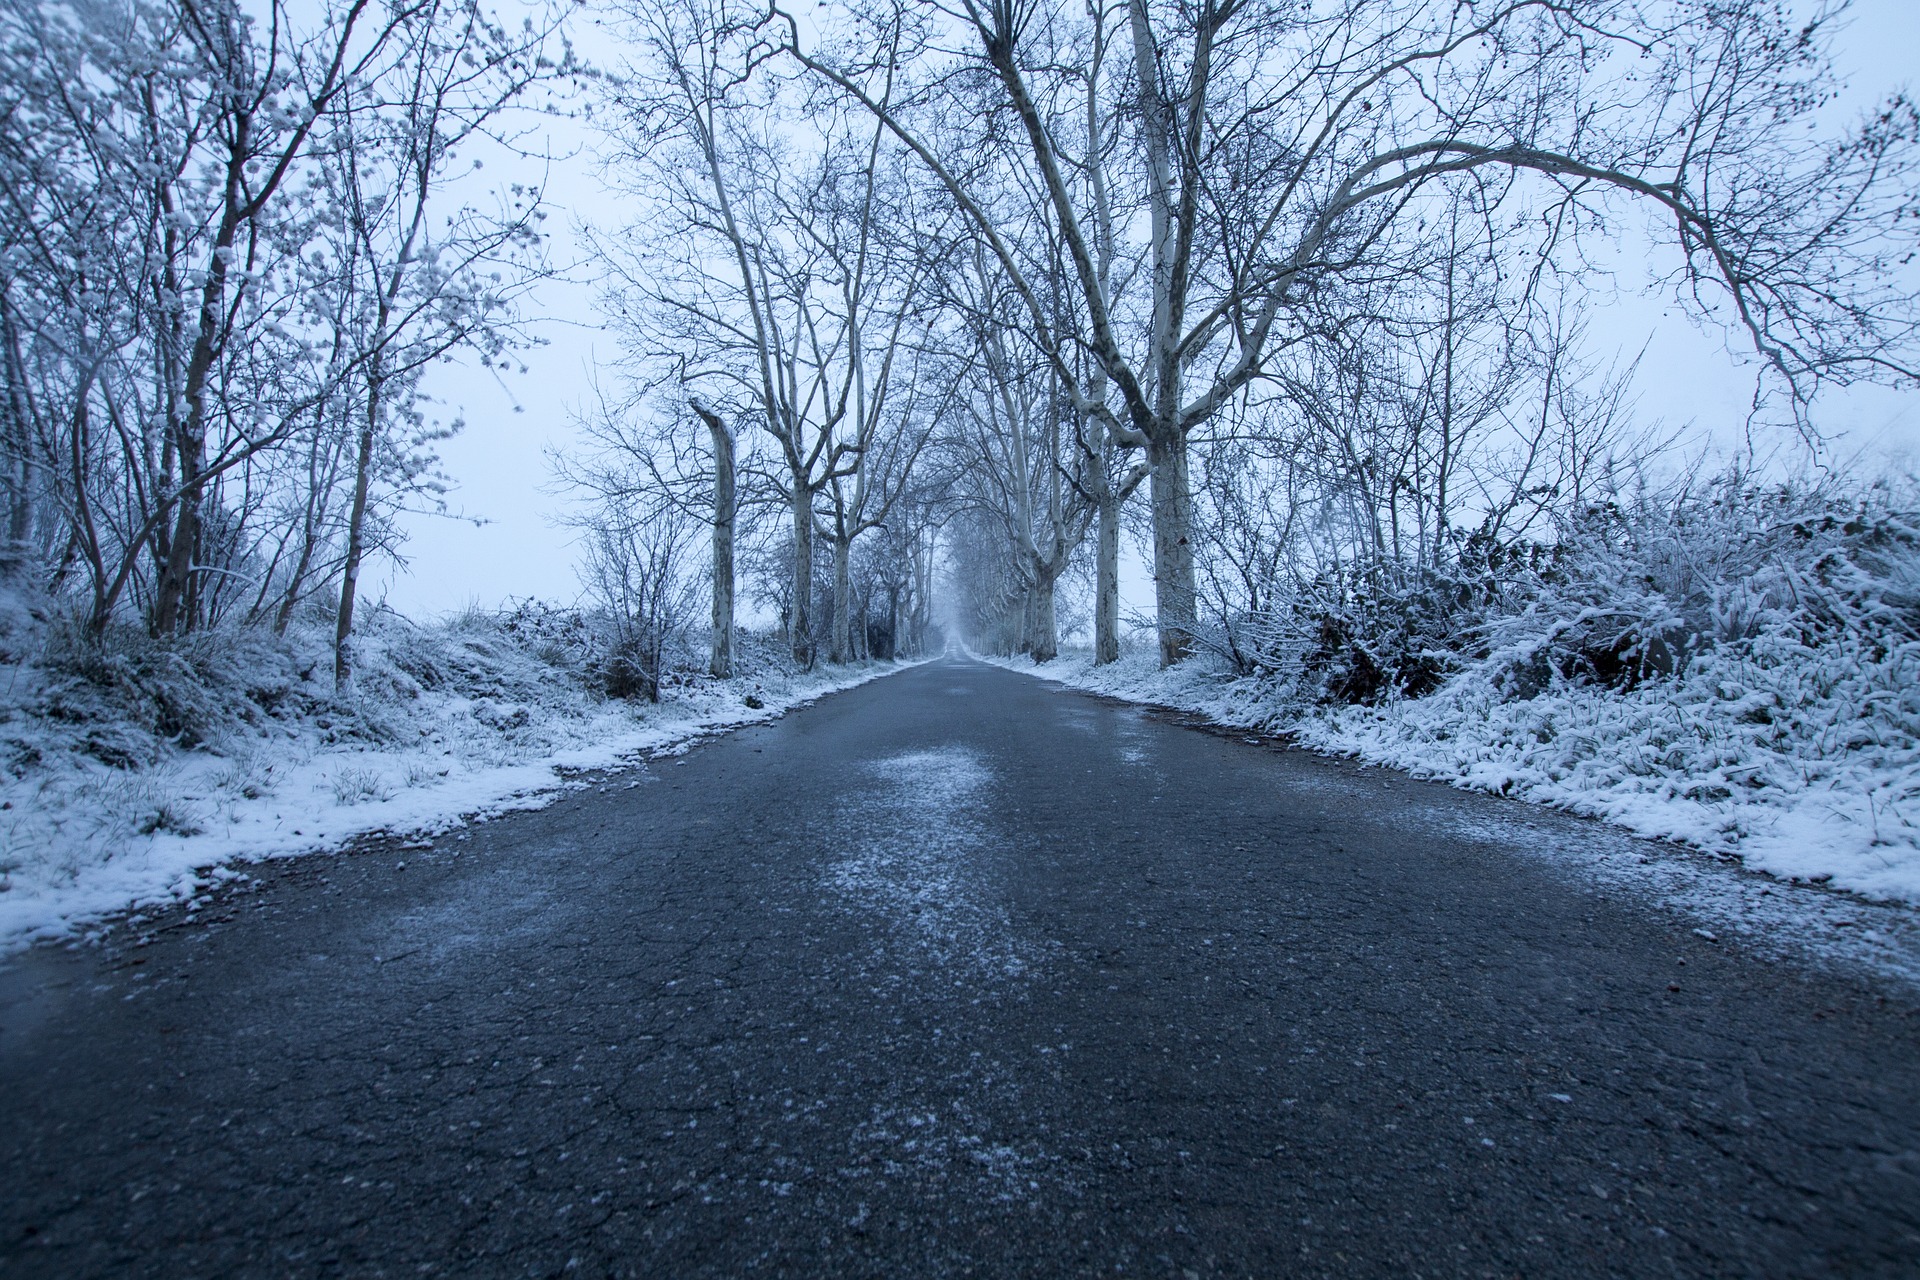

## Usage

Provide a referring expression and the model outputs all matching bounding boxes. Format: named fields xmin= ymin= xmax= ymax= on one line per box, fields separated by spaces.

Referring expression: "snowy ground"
xmin=0 ymin=599 xmax=910 ymax=953
xmin=989 ymin=647 xmax=1920 ymax=908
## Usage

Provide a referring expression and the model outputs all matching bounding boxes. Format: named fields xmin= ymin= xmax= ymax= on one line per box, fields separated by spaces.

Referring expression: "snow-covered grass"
xmin=986 ymin=479 xmax=1920 ymax=905
xmin=0 ymin=595 xmax=906 ymax=952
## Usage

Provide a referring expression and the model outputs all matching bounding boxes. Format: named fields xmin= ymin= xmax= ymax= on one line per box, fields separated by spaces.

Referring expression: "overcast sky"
xmin=374 ymin=0 xmax=1920 ymax=622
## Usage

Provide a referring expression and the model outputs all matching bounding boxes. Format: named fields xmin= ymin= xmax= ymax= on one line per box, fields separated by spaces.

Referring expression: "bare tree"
xmin=326 ymin=0 xmax=564 ymax=689
xmin=144 ymin=0 xmax=400 ymax=636
xmin=575 ymin=485 xmax=700 ymax=703
xmin=786 ymin=0 xmax=1920 ymax=664
xmin=600 ymin=0 xmax=949 ymax=665
xmin=0 ymin=0 xmax=570 ymax=647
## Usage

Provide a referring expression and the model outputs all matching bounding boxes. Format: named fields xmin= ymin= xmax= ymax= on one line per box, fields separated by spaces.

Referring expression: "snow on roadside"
xmin=985 ymin=648 xmax=1920 ymax=909
xmin=0 ymin=611 xmax=910 ymax=954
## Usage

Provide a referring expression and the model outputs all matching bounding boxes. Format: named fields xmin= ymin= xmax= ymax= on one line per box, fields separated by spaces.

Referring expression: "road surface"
xmin=3 ymin=658 xmax=1917 ymax=1277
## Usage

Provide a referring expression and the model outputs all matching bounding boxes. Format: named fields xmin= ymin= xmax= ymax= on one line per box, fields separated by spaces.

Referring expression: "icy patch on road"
xmin=382 ymin=868 xmax=559 ymax=968
xmin=825 ymin=747 xmax=1036 ymax=982
xmin=868 ymin=748 xmax=990 ymax=809
xmin=820 ymin=750 xmax=1067 ymax=1207
xmin=844 ymin=1102 xmax=1061 ymax=1203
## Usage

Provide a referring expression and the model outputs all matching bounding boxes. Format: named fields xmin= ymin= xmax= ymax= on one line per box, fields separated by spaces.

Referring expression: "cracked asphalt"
xmin=3 ymin=657 xmax=1918 ymax=1277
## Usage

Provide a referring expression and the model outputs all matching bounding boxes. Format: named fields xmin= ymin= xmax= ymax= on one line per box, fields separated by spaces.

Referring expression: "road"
xmin=2 ymin=657 xmax=1917 ymax=1277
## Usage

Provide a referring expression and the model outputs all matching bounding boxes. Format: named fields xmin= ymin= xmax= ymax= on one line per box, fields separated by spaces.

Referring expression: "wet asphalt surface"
xmin=2 ymin=657 xmax=1918 ymax=1278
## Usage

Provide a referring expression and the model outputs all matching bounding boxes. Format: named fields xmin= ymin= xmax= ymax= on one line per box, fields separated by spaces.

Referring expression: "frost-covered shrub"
xmin=1214 ymin=473 xmax=1920 ymax=717
xmin=1475 ymin=477 xmax=1920 ymax=705
xmin=1212 ymin=533 xmax=1541 ymax=704
xmin=363 ymin=604 xmax=603 ymax=709
xmin=36 ymin=618 xmax=317 ymax=751
xmin=496 ymin=598 xmax=603 ymax=673
xmin=600 ymin=637 xmax=661 ymax=702
xmin=1054 ymin=472 xmax=1920 ymax=897
xmin=9 ymin=601 xmax=597 ymax=780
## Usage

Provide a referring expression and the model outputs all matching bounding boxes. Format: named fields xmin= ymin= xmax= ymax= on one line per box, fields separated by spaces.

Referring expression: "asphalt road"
xmin=2 ymin=658 xmax=1918 ymax=1278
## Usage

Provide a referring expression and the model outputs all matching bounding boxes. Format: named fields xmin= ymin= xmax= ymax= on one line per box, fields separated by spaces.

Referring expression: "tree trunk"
xmin=152 ymin=211 xmax=241 ymax=636
xmin=1030 ymin=568 xmax=1058 ymax=662
xmin=701 ymin=409 xmax=735 ymax=679
xmin=791 ymin=485 xmax=814 ymax=665
xmin=0 ymin=304 xmax=30 ymax=579
xmin=1146 ymin=432 xmax=1196 ymax=666
xmin=3 ymin=440 xmax=26 ymax=578
xmin=67 ymin=380 xmax=111 ymax=631
xmin=274 ymin=536 xmax=316 ymax=636
xmin=151 ymin=438 xmax=204 ymax=635
xmin=1094 ymin=491 xmax=1122 ymax=664
xmin=274 ymin=425 xmax=331 ymax=636
xmin=830 ymin=533 xmax=852 ymax=663
xmin=914 ymin=532 xmax=934 ymax=653
xmin=334 ymin=365 xmax=382 ymax=691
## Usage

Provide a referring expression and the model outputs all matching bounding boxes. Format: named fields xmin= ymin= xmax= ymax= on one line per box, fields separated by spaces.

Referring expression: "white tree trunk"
xmin=1095 ymin=492 xmax=1121 ymax=665
xmin=830 ymin=532 xmax=852 ymax=663
xmin=334 ymin=359 xmax=383 ymax=692
xmin=1147 ymin=434 xmax=1196 ymax=665
xmin=707 ymin=414 xmax=735 ymax=678
xmin=791 ymin=484 xmax=814 ymax=665
xmin=1030 ymin=568 xmax=1059 ymax=662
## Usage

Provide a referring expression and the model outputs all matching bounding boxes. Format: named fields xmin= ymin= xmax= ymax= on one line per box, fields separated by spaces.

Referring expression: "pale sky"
xmin=375 ymin=0 xmax=1920 ymax=621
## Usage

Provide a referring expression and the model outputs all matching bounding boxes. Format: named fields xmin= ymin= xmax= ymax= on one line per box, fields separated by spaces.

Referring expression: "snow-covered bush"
xmin=1207 ymin=537 xmax=1539 ymax=704
xmin=1211 ymin=473 xmax=1919 ymax=713
xmin=1474 ymin=478 xmax=1919 ymax=700
xmin=34 ymin=619 xmax=321 ymax=757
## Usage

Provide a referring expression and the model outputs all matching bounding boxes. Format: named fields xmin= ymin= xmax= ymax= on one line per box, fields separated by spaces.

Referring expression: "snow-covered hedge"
xmin=1025 ymin=476 xmax=1920 ymax=902
xmin=0 ymin=595 xmax=898 ymax=949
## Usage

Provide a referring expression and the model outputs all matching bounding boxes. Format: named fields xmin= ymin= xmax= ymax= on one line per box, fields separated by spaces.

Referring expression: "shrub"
xmin=37 ymin=619 xmax=312 ymax=750
xmin=1207 ymin=471 xmax=1920 ymax=716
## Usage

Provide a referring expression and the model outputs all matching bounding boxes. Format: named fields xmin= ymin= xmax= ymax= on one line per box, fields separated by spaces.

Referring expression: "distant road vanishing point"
xmin=3 ymin=657 xmax=1917 ymax=1276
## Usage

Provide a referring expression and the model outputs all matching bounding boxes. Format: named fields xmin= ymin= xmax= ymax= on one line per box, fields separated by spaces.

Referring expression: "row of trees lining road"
xmin=2 ymin=0 xmax=1913 ymax=689
xmin=566 ymin=0 xmax=1916 ymax=674
xmin=574 ymin=0 xmax=957 ymax=677
xmin=0 ymin=0 xmax=572 ymax=684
